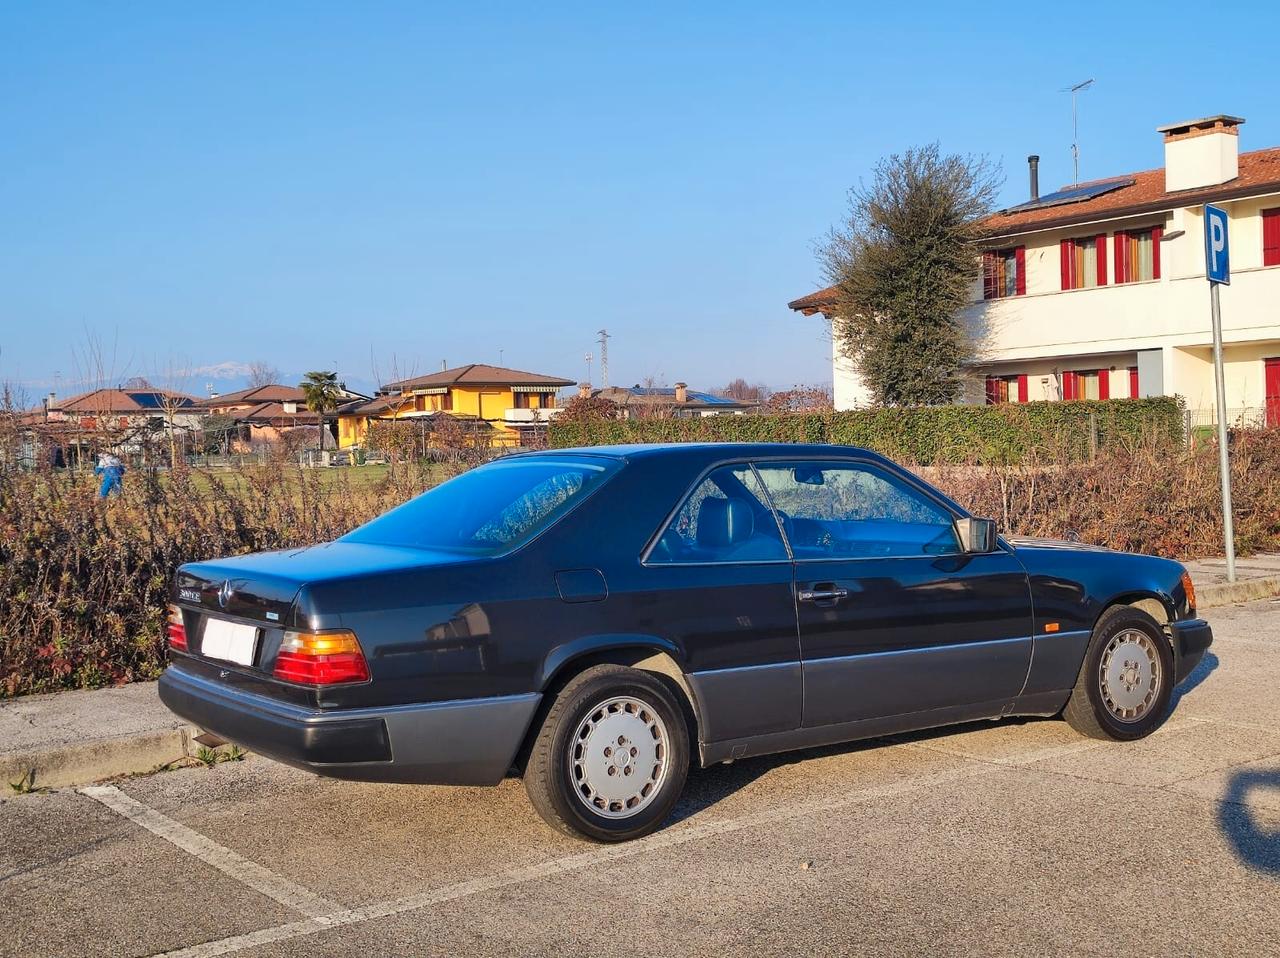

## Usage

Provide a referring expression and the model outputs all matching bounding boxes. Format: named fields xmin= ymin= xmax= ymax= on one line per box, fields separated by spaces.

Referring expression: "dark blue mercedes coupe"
xmin=160 ymin=443 xmax=1211 ymax=841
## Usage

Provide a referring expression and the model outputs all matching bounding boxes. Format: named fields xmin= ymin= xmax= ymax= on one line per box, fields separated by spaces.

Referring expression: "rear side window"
xmin=343 ymin=457 xmax=619 ymax=555
xmin=753 ymin=461 xmax=959 ymax=559
xmin=648 ymin=464 xmax=788 ymax=564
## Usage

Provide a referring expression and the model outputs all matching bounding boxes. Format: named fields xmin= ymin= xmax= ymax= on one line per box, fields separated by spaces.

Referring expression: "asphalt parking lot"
xmin=2 ymin=600 xmax=1278 ymax=958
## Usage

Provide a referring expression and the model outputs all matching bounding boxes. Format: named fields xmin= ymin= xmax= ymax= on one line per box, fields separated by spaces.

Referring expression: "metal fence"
xmin=1185 ymin=406 xmax=1272 ymax=431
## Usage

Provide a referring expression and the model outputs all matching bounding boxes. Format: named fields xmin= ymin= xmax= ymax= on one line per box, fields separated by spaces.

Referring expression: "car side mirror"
xmin=955 ymin=517 xmax=998 ymax=554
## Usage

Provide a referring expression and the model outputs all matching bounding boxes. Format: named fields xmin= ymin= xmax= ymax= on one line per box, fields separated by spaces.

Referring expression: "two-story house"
xmin=193 ymin=383 xmax=368 ymax=451
xmin=790 ymin=114 xmax=1280 ymax=426
xmin=337 ymin=363 xmax=574 ymax=449
xmin=45 ymin=382 xmax=203 ymax=444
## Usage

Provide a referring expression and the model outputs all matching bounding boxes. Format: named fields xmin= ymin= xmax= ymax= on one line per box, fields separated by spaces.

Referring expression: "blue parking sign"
xmin=1204 ymin=204 xmax=1230 ymax=284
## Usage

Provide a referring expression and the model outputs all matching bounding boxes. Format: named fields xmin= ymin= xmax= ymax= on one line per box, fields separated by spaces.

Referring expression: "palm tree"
xmin=300 ymin=371 xmax=342 ymax=453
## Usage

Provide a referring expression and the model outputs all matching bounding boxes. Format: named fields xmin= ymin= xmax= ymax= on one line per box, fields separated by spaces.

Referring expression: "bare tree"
xmin=246 ymin=361 xmax=281 ymax=388
xmin=716 ymin=378 xmax=772 ymax=402
xmin=154 ymin=356 xmax=197 ymax=468
xmin=766 ymin=385 xmax=835 ymax=414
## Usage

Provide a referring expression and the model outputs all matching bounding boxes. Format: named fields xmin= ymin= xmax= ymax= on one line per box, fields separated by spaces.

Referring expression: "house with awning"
xmin=337 ymin=364 xmax=574 ymax=449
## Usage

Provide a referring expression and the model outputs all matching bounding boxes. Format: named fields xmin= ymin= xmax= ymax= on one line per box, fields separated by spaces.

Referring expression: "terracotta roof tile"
xmin=788 ymin=146 xmax=1280 ymax=312
xmin=193 ymin=384 xmax=306 ymax=407
xmin=54 ymin=387 xmax=198 ymax=413
xmin=787 ymin=286 xmax=839 ymax=315
xmin=982 ymin=146 xmax=1280 ymax=237
xmin=383 ymin=363 xmax=573 ymax=391
xmin=231 ymin=401 xmax=321 ymax=424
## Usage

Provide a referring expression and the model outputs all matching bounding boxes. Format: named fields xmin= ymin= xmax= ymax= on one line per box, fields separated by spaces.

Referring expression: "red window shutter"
xmin=1151 ymin=226 xmax=1163 ymax=279
xmin=1095 ymin=233 xmax=1107 ymax=286
xmin=1061 ymin=371 xmax=1076 ymax=400
xmin=1114 ymin=231 xmax=1126 ymax=283
xmin=1060 ymin=240 xmax=1073 ymax=290
xmin=1098 ymin=369 xmax=1109 ymax=400
xmin=983 ymin=252 xmax=996 ymax=300
xmin=1263 ymin=209 xmax=1280 ymax=267
xmin=1015 ymin=247 xmax=1027 ymax=295
xmin=985 ymin=376 xmax=999 ymax=404
xmin=1129 ymin=366 xmax=1139 ymax=398
xmin=1017 ymin=374 xmax=1029 ymax=403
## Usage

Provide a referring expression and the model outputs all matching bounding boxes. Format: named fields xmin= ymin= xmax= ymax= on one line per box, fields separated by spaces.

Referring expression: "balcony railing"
xmin=503 ymin=407 xmax=562 ymax=423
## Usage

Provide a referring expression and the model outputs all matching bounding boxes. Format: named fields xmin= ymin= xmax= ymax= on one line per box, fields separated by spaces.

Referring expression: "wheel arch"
xmin=514 ymin=636 xmax=704 ymax=775
xmin=1096 ymin=590 xmax=1175 ymax=629
xmin=1093 ymin=591 xmax=1178 ymax=663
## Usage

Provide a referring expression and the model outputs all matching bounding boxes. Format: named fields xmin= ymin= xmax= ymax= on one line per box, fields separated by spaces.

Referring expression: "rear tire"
xmin=1063 ymin=605 xmax=1174 ymax=741
xmin=524 ymin=665 xmax=690 ymax=842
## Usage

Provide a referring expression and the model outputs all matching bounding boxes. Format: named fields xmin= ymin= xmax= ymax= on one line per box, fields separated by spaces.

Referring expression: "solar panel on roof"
xmin=1000 ymin=177 xmax=1135 ymax=214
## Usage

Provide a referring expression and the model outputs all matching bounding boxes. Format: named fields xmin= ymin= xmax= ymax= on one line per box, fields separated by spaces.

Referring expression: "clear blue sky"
xmin=2 ymin=1 xmax=1276 ymax=399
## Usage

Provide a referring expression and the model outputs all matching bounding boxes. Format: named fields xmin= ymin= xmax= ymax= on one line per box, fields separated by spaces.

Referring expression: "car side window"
xmin=753 ymin=461 xmax=959 ymax=560
xmin=648 ymin=464 xmax=788 ymax=564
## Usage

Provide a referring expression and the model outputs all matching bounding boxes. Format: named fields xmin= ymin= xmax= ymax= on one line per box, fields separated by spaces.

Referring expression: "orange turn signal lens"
xmin=1043 ymin=622 xmax=1060 ymax=633
xmin=1181 ymin=571 xmax=1197 ymax=613
xmin=273 ymin=630 xmax=369 ymax=685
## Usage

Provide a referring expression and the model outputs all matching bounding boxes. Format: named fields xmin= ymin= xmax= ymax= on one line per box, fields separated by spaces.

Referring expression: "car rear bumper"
xmin=158 ymin=666 xmax=541 ymax=785
xmin=1170 ymin=618 xmax=1213 ymax=685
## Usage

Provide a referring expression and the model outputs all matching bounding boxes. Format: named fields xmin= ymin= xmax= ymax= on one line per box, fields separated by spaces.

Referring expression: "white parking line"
xmin=62 ymin=717 xmax=1206 ymax=958
xmin=151 ymin=761 xmax=994 ymax=957
xmin=79 ymin=785 xmax=339 ymax=919
xmin=147 ymin=725 xmax=1164 ymax=958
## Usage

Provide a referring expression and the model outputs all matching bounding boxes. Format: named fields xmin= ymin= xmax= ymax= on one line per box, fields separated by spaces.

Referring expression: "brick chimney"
xmin=674 ymin=382 xmax=688 ymax=404
xmin=577 ymin=382 xmax=591 ymax=399
xmin=1157 ymin=115 xmax=1244 ymax=192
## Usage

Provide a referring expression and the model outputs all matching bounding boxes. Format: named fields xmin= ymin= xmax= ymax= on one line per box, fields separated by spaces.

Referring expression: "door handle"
xmin=797 ymin=587 xmax=849 ymax=603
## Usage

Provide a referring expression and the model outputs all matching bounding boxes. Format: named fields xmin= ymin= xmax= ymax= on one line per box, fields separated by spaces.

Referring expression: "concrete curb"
xmin=1198 ymin=574 xmax=1280 ymax=609
xmin=1 ymin=725 xmax=201 ymax=792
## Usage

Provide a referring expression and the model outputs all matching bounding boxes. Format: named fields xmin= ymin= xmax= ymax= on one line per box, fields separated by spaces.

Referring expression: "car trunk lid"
xmin=172 ymin=541 xmax=460 ymax=684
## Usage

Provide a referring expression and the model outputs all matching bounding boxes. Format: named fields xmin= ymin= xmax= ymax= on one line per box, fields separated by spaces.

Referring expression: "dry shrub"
xmin=3 ymin=431 xmax=1279 ymax=698
xmin=922 ymin=429 xmax=1280 ymax=558
xmin=0 ymin=459 xmax=441 ymax=697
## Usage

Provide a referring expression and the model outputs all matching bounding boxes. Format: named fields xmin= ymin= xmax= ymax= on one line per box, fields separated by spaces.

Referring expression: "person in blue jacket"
xmin=95 ymin=452 xmax=126 ymax=497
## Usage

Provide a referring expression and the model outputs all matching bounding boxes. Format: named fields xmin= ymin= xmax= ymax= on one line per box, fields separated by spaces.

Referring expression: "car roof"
xmin=512 ymin=442 xmax=882 ymax=462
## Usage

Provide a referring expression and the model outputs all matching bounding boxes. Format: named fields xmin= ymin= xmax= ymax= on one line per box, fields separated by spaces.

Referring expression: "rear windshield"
xmin=341 ymin=456 xmax=620 ymax=555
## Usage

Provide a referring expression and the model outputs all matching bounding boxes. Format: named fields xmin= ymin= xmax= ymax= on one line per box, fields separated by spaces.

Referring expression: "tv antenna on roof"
xmin=1061 ymin=78 xmax=1094 ymax=185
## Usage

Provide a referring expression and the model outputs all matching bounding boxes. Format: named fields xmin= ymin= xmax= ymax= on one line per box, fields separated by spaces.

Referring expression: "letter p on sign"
xmin=1205 ymin=203 xmax=1231 ymax=284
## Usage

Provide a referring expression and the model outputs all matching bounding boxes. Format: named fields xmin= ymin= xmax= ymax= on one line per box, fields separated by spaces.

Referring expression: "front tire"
xmin=524 ymin=665 xmax=690 ymax=842
xmin=1063 ymin=605 xmax=1174 ymax=741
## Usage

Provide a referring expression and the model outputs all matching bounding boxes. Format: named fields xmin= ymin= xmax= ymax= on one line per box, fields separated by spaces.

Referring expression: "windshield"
xmin=341 ymin=456 xmax=620 ymax=555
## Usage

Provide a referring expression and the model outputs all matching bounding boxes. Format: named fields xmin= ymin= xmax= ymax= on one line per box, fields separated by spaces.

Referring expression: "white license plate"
xmin=201 ymin=618 xmax=260 ymax=667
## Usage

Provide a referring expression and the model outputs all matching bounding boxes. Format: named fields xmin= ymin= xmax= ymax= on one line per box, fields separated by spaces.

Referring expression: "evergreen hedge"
xmin=548 ymin=397 xmax=1186 ymax=465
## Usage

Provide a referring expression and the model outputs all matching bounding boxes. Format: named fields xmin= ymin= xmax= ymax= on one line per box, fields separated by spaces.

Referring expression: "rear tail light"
xmin=273 ymin=630 xmax=370 ymax=685
xmin=166 ymin=604 xmax=188 ymax=652
xmin=1181 ymin=570 xmax=1197 ymax=614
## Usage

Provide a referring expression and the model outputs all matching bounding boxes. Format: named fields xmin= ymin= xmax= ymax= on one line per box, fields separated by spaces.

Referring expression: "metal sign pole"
xmin=1209 ymin=281 xmax=1236 ymax=583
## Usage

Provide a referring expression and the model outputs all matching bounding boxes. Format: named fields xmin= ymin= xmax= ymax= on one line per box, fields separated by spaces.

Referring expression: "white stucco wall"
xmin=832 ymin=337 xmax=872 ymax=410
xmin=965 ymin=192 xmax=1280 ymax=417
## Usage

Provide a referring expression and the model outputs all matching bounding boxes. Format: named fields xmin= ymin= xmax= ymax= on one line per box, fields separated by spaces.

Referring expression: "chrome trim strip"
xmin=801 ymin=633 xmax=1036 ymax=663
xmin=690 ymin=633 xmax=1055 ymax=678
xmin=689 ymin=660 xmax=800 ymax=678
xmin=641 ymin=559 xmax=793 ymax=568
